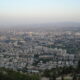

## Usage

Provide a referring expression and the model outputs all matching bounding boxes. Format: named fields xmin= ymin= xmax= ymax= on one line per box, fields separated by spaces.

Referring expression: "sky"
xmin=0 ymin=0 xmax=80 ymax=25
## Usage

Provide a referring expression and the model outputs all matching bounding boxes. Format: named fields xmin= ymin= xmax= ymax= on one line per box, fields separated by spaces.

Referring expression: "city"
xmin=0 ymin=28 xmax=80 ymax=79
xmin=0 ymin=0 xmax=80 ymax=80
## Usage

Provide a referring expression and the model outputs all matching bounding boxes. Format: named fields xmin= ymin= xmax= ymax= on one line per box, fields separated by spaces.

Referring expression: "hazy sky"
xmin=0 ymin=0 xmax=80 ymax=25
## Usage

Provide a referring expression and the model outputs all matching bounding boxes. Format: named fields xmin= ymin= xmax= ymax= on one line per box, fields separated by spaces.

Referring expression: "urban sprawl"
xmin=0 ymin=30 xmax=80 ymax=72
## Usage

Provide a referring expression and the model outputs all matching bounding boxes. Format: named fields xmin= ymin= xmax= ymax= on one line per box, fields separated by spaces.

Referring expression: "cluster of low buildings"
xmin=0 ymin=31 xmax=80 ymax=71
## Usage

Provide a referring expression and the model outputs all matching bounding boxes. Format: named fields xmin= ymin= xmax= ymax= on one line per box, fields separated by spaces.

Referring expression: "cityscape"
xmin=0 ymin=29 xmax=80 ymax=70
xmin=0 ymin=0 xmax=80 ymax=80
xmin=0 ymin=27 xmax=80 ymax=80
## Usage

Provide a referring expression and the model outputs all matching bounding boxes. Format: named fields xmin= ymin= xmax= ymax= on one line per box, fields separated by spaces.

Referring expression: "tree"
xmin=73 ymin=72 xmax=77 ymax=80
xmin=77 ymin=60 xmax=80 ymax=73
